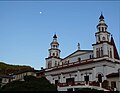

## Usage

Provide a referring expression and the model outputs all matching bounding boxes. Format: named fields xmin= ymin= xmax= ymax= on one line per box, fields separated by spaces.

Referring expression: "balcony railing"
xmin=57 ymin=81 xmax=93 ymax=87
xmin=57 ymin=81 xmax=111 ymax=91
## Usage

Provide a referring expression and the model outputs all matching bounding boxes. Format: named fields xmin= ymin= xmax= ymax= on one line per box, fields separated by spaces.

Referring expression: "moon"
xmin=40 ymin=12 xmax=42 ymax=14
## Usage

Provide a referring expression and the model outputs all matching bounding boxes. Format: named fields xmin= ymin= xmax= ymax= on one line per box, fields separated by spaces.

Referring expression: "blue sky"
xmin=0 ymin=1 xmax=120 ymax=70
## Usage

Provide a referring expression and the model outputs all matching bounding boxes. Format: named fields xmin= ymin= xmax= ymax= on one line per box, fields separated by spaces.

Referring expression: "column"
xmin=77 ymin=71 xmax=80 ymax=81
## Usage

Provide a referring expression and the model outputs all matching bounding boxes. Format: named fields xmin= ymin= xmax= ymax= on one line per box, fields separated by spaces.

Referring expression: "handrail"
xmin=57 ymin=81 xmax=110 ymax=91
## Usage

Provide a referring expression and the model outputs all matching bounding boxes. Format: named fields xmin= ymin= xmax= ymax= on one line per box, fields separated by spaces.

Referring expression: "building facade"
xmin=44 ymin=14 xmax=120 ymax=91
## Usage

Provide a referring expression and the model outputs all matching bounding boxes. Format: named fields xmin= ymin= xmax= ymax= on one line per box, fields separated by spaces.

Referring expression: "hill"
xmin=0 ymin=62 xmax=34 ymax=75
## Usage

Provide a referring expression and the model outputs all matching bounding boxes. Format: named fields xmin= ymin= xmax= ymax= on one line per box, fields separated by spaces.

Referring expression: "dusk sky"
xmin=0 ymin=1 xmax=120 ymax=70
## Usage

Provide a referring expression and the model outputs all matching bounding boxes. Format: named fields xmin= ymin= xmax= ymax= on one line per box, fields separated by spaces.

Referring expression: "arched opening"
xmin=53 ymin=53 xmax=55 ymax=57
xmin=96 ymin=73 xmax=103 ymax=88
xmin=98 ymin=74 xmax=102 ymax=83
xmin=102 ymin=27 xmax=104 ymax=31
xmin=101 ymin=47 xmax=103 ymax=57
xmin=110 ymin=48 xmax=112 ymax=58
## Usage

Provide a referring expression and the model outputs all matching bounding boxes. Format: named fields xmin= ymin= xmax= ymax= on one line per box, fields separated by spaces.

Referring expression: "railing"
xmin=58 ymin=81 xmax=89 ymax=87
xmin=57 ymin=81 xmax=111 ymax=91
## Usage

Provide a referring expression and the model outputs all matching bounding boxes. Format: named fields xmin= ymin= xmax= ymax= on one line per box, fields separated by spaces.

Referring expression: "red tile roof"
xmin=110 ymin=36 xmax=119 ymax=60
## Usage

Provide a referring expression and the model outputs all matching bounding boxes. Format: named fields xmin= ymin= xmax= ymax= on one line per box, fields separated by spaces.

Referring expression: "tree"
xmin=1 ymin=76 xmax=57 ymax=91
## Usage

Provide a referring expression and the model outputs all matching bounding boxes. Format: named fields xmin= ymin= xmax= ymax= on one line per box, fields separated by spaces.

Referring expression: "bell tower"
xmin=92 ymin=13 xmax=116 ymax=60
xmin=96 ymin=13 xmax=110 ymax=43
xmin=45 ymin=34 xmax=61 ymax=69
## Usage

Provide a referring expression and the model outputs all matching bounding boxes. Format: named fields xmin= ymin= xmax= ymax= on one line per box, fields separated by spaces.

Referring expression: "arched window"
xmin=90 ymin=55 xmax=91 ymax=59
xmin=105 ymin=27 xmax=107 ymax=31
xmin=102 ymin=36 xmax=105 ymax=41
xmin=56 ymin=52 xmax=58 ymax=57
xmin=68 ymin=60 xmax=69 ymax=64
xmin=98 ymin=48 xmax=100 ymax=57
xmin=98 ymin=74 xmax=102 ymax=83
xmin=53 ymin=53 xmax=55 ymax=56
xmin=101 ymin=47 xmax=103 ymax=57
xmin=97 ymin=35 xmax=100 ymax=42
xmin=55 ymin=61 xmax=57 ymax=67
xmin=110 ymin=48 xmax=112 ymax=58
xmin=78 ymin=57 xmax=81 ymax=62
xmin=102 ymin=27 xmax=104 ymax=31
xmin=53 ymin=45 xmax=55 ymax=48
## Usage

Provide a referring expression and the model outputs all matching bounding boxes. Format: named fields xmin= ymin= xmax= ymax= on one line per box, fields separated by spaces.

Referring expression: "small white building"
xmin=44 ymin=14 xmax=120 ymax=91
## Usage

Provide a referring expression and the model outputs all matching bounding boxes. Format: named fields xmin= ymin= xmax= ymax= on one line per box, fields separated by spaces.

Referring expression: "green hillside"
xmin=0 ymin=62 xmax=34 ymax=75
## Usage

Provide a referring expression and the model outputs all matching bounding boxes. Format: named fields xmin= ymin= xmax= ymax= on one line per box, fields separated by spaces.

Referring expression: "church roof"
xmin=110 ymin=36 xmax=119 ymax=60
xmin=62 ymin=50 xmax=93 ymax=60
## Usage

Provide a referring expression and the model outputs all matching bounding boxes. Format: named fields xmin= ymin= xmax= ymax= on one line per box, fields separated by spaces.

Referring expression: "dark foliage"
xmin=1 ymin=76 xmax=57 ymax=91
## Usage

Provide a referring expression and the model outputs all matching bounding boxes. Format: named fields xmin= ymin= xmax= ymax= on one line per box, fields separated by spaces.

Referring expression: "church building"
xmin=44 ymin=14 xmax=120 ymax=91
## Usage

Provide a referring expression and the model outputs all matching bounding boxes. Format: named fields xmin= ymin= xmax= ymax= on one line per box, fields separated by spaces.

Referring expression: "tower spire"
xmin=46 ymin=34 xmax=61 ymax=69
xmin=53 ymin=33 xmax=57 ymax=38
xmin=97 ymin=13 xmax=108 ymax=32
xmin=93 ymin=13 xmax=112 ymax=59
xmin=99 ymin=12 xmax=104 ymax=20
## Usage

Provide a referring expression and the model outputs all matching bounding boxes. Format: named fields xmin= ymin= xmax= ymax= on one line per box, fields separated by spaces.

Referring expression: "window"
xmin=90 ymin=55 xmax=91 ymax=59
xmin=98 ymin=74 xmax=102 ymax=83
xmin=48 ymin=61 xmax=52 ymax=68
xmin=68 ymin=60 xmax=69 ymax=64
xmin=110 ymin=48 xmax=112 ymax=58
xmin=66 ymin=78 xmax=75 ymax=86
xmin=102 ymin=27 xmax=104 ymax=31
xmin=96 ymin=48 xmax=100 ymax=58
xmin=98 ymin=48 xmax=100 ymax=57
xmin=78 ymin=57 xmax=81 ymax=62
xmin=56 ymin=52 xmax=58 ymax=57
xmin=53 ymin=45 xmax=56 ymax=48
xmin=111 ymin=81 xmax=116 ymax=88
xmin=55 ymin=61 xmax=57 ymax=66
xmin=98 ymin=35 xmax=100 ymax=41
xmin=53 ymin=53 xmax=55 ymax=56
xmin=102 ymin=36 xmax=105 ymax=41
xmin=55 ymin=80 xmax=58 ymax=85
xmin=101 ymin=47 xmax=103 ymax=57
xmin=84 ymin=76 xmax=89 ymax=84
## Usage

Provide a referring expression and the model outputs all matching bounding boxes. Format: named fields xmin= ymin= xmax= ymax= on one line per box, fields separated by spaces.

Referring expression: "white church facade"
xmin=44 ymin=14 xmax=120 ymax=91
